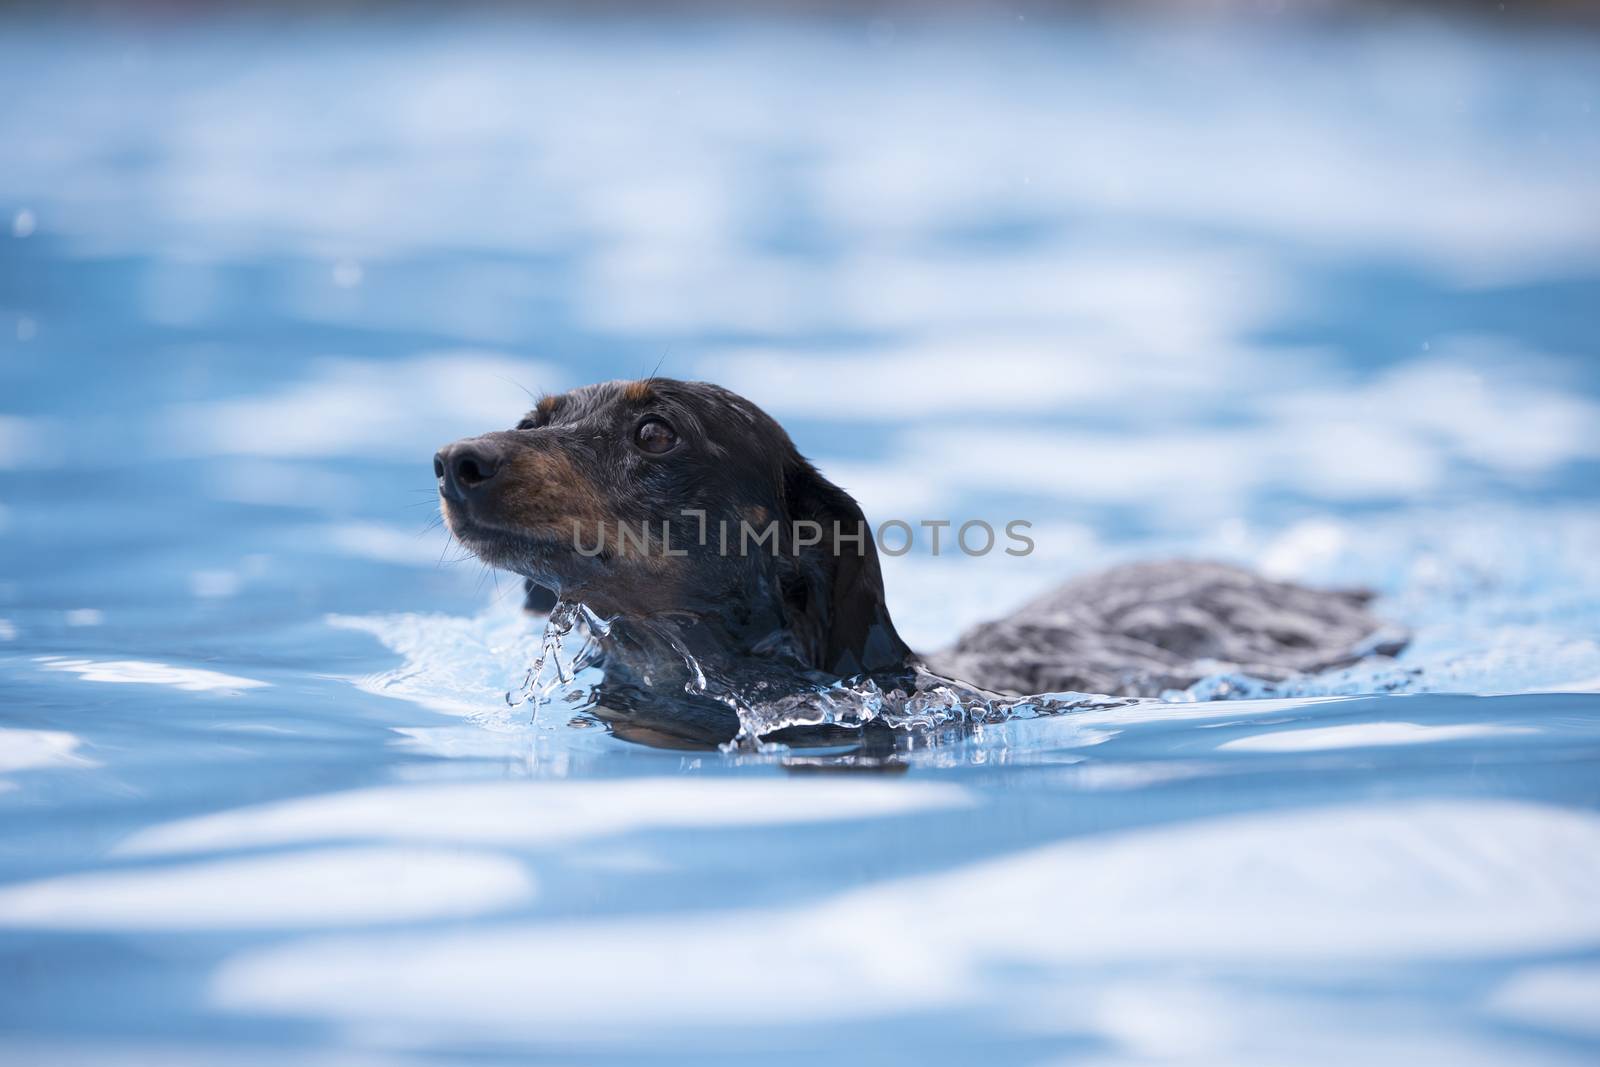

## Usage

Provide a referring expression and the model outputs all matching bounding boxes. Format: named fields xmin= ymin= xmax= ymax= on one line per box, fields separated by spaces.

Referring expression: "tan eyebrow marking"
xmin=623 ymin=379 xmax=656 ymax=403
xmin=535 ymin=395 xmax=559 ymax=417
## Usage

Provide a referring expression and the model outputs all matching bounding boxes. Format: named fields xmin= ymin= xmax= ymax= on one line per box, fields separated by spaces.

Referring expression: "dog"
xmin=436 ymin=378 xmax=1403 ymax=746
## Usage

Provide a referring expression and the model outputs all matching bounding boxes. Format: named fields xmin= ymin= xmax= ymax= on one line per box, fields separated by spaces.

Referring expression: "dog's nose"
xmin=434 ymin=440 xmax=504 ymax=501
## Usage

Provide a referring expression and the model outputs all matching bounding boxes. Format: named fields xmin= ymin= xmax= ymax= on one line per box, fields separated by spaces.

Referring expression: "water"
xmin=503 ymin=597 xmax=1134 ymax=751
xmin=2 ymin=12 xmax=1600 ymax=1065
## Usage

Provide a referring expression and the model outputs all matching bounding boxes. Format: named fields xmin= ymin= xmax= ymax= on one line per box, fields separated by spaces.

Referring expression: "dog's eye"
xmin=634 ymin=418 xmax=677 ymax=454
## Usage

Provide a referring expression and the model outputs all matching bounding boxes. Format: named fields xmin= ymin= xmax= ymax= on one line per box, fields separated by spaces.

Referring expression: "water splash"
xmin=507 ymin=601 xmax=606 ymax=723
xmin=507 ymin=597 xmax=1139 ymax=749
xmin=671 ymin=636 xmax=1136 ymax=749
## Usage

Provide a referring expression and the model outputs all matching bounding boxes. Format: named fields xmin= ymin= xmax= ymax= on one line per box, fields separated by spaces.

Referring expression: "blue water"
xmin=3 ymin=13 xmax=1600 ymax=1065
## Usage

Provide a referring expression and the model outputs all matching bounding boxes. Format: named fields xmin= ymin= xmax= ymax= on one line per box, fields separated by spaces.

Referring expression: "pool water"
xmin=2 ymin=13 xmax=1600 ymax=1066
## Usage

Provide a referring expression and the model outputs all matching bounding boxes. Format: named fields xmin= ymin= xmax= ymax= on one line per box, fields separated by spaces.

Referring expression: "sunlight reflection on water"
xmin=1 ymin=11 xmax=1599 ymax=1067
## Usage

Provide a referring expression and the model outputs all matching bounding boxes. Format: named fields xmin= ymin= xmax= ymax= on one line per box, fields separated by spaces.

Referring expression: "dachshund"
xmin=436 ymin=378 xmax=1403 ymax=746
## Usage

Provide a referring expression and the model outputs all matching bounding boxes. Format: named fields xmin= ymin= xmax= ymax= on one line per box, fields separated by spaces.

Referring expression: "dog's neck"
xmin=584 ymin=595 xmax=829 ymax=685
xmin=567 ymin=607 xmax=807 ymax=746
xmin=531 ymin=554 xmax=918 ymax=746
xmin=548 ymin=549 xmax=915 ymax=680
xmin=574 ymin=603 xmax=914 ymax=746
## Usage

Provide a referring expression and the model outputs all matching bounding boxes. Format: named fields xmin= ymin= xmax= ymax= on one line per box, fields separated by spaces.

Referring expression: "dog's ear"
xmin=522 ymin=579 xmax=559 ymax=615
xmin=777 ymin=458 xmax=913 ymax=677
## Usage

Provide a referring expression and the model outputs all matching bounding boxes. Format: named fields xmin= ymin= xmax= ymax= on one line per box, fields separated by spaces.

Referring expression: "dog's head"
xmin=435 ymin=378 xmax=910 ymax=678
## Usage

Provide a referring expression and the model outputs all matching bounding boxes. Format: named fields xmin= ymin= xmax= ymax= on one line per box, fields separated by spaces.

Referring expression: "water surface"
xmin=2 ymin=14 xmax=1599 ymax=1066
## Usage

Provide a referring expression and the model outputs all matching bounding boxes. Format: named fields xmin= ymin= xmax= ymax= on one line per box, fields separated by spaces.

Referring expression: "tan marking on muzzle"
xmin=499 ymin=440 xmax=685 ymax=582
xmin=500 ymin=446 xmax=613 ymax=542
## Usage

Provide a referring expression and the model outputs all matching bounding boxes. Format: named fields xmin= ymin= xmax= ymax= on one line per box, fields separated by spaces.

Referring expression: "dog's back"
xmin=931 ymin=560 xmax=1407 ymax=697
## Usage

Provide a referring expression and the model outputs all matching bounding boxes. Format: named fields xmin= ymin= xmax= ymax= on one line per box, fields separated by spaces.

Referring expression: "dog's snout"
xmin=434 ymin=440 xmax=504 ymax=501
